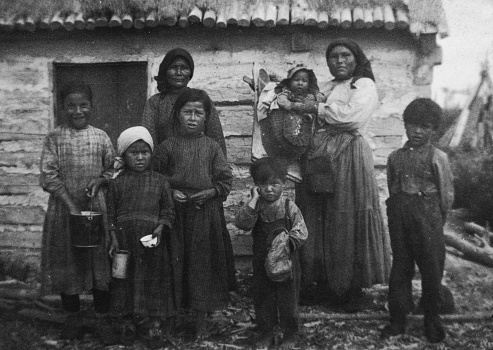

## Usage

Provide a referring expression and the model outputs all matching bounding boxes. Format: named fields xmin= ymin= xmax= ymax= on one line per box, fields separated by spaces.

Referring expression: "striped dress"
xmin=153 ymin=134 xmax=233 ymax=311
xmin=107 ymin=170 xmax=175 ymax=317
xmin=39 ymin=124 xmax=115 ymax=295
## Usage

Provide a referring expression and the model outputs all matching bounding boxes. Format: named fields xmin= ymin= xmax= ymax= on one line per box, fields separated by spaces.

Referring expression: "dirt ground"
xmin=1 ymin=224 xmax=493 ymax=349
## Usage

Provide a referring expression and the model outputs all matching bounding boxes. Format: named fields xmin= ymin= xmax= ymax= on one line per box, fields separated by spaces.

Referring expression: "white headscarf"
xmin=113 ymin=126 xmax=154 ymax=178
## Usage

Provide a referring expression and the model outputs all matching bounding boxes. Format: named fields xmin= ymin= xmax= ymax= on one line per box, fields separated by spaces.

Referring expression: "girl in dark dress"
xmin=153 ymin=89 xmax=233 ymax=340
xmin=107 ymin=126 xmax=175 ymax=348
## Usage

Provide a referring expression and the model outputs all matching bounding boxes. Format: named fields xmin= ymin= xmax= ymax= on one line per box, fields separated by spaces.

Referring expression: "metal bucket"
xmin=112 ymin=250 xmax=130 ymax=279
xmin=69 ymin=211 xmax=103 ymax=248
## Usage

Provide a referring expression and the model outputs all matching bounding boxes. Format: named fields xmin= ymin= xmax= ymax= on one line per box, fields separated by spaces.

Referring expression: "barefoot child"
xmin=107 ymin=126 xmax=175 ymax=348
xmin=39 ymin=82 xmax=116 ymax=344
xmin=235 ymin=158 xmax=308 ymax=349
xmin=258 ymin=64 xmax=324 ymax=162
xmin=153 ymin=88 xmax=234 ymax=339
xmin=381 ymin=98 xmax=454 ymax=343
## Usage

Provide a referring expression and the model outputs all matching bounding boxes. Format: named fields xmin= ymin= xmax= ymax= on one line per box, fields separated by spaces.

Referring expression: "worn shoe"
xmin=254 ymin=331 xmax=276 ymax=349
xmin=120 ymin=320 xmax=137 ymax=346
xmin=424 ymin=315 xmax=446 ymax=343
xmin=96 ymin=314 xmax=119 ymax=346
xmin=60 ymin=312 xmax=83 ymax=340
xmin=380 ymin=323 xmax=406 ymax=340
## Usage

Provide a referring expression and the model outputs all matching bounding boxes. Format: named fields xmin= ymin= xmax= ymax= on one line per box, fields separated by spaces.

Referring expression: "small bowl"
xmin=140 ymin=234 xmax=158 ymax=248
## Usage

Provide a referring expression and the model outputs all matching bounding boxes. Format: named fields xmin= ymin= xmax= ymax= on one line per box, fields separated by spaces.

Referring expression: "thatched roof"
xmin=0 ymin=0 xmax=447 ymax=36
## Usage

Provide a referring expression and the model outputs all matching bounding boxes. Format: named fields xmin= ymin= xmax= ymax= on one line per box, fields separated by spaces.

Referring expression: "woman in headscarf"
xmin=291 ymin=38 xmax=391 ymax=311
xmin=141 ymin=48 xmax=236 ymax=302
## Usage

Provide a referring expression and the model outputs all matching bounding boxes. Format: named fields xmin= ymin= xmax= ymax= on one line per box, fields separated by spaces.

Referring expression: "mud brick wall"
xmin=0 ymin=27 xmax=435 ymax=274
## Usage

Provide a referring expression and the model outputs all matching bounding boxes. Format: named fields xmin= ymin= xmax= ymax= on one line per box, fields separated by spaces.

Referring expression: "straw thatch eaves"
xmin=0 ymin=0 xmax=447 ymax=36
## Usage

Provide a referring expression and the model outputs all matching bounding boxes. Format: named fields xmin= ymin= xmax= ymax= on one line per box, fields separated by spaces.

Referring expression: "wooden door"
xmin=54 ymin=62 xmax=148 ymax=145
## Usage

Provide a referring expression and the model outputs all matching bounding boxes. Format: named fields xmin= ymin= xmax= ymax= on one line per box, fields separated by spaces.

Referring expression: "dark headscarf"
xmin=325 ymin=38 xmax=375 ymax=83
xmin=154 ymin=48 xmax=195 ymax=93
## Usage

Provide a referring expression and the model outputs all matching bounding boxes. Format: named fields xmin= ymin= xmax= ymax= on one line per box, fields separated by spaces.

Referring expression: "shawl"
xmin=113 ymin=126 xmax=154 ymax=178
xmin=154 ymin=48 xmax=195 ymax=93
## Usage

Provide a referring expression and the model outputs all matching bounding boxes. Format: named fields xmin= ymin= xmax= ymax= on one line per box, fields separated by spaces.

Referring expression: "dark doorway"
xmin=54 ymin=62 xmax=148 ymax=145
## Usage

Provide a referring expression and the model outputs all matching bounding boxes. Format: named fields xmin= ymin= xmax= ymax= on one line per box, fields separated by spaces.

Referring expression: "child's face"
xmin=178 ymin=101 xmax=206 ymax=135
xmin=257 ymin=178 xmax=283 ymax=203
xmin=289 ymin=70 xmax=310 ymax=95
xmin=123 ymin=140 xmax=152 ymax=172
xmin=405 ymin=122 xmax=434 ymax=147
xmin=64 ymin=93 xmax=91 ymax=130
xmin=166 ymin=57 xmax=192 ymax=89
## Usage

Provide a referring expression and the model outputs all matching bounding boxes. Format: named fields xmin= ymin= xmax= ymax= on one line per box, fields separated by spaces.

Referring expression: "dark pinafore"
xmin=251 ymin=199 xmax=300 ymax=335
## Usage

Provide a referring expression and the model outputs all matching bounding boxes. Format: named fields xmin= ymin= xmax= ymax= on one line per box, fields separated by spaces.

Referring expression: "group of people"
xmin=39 ymin=39 xmax=454 ymax=349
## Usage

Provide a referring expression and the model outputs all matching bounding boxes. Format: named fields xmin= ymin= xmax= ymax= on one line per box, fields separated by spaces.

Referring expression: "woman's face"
xmin=123 ymin=140 xmax=152 ymax=172
xmin=166 ymin=57 xmax=192 ymax=89
xmin=327 ymin=45 xmax=357 ymax=81
xmin=64 ymin=92 xmax=92 ymax=130
xmin=178 ymin=101 xmax=206 ymax=135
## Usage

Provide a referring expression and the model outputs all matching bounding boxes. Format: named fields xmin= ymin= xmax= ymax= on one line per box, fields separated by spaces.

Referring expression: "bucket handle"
xmin=88 ymin=196 xmax=94 ymax=221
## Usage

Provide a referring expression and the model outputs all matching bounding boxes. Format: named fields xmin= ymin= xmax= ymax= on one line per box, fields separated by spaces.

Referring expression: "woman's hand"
xmin=190 ymin=188 xmax=217 ymax=207
xmin=151 ymin=224 xmax=164 ymax=247
xmin=86 ymin=178 xmax=107 ymax=198
xmin=108 ymin=236 xmax=119 ymax=258
xmin=173 ymin=189 xmax=188 ymax=203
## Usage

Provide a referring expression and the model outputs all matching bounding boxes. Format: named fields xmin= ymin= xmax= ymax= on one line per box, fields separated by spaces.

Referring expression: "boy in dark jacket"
xmin=381 ymin=98 xmax=454 ymax=343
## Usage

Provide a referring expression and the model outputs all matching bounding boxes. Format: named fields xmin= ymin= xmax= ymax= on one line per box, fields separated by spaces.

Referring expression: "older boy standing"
xmin=381 ymin=98 xmax=454 ymax=343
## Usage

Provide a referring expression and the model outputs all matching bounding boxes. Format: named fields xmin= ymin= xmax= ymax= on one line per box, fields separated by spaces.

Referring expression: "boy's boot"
xmin=424 ymin=314 xmax=445 ymax=343
xmin=380 ymin=313 xmax=406 ymax=340
xmin=60 ymin=312 xmax=83 ymax=340
xmin=96 ymin=313 xmax=119 ymax=346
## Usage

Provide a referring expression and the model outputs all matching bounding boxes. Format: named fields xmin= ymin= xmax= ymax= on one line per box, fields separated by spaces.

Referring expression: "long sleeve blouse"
xmin=235 ymin=197 xmax=308 ymax=252
xmin=317 ymin=77 xmax=379 ymax=141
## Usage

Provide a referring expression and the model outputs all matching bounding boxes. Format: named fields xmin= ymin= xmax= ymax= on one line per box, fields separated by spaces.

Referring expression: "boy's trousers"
xmin=386 ymin=192 xmax=445 ymax=322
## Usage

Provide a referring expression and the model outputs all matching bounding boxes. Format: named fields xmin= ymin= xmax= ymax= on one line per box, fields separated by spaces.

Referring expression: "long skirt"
xmin=173 ymin=198 xmax=232 ymax=311
xmin=40 ymin=191 xmax=110 ymax=295
xmin=110 ymin=218 xmax=175 ymax=317
xmin=296 ymin=134 xmax=391 ymax=296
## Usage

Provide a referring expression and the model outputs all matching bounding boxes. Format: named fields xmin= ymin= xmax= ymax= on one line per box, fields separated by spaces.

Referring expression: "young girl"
xmin=153 ymin=88 xmax=234 ymax=340
xmin=259 ymin=64 xmax=324 ymax=162
xmin=235 ymin=158 xmax=308 ymax=350
xmin=107 ymin=126 xmax=175 ymax=348
xmin=39 ymin=82 xmax=116 ymax=344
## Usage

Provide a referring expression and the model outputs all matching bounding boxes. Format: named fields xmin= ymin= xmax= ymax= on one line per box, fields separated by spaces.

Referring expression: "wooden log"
xmin=291 ymin=5 xmax=304 ymax=25
xmin=24 ymin=16 xmax=36 ymax=32
xmin=373 ymin=6 xmax=384 ymax=27
xmin=363 ymin=8 xmax=373 ymax=28
xmin=227 ymin=1 xmax=239 ymax=25
xmin=178 ymin=14 xmax=189 ymax=27
xmin=145 ymin=11 xmax=157 ymax=27
xmin=95 ymin=15 xmax=108 ymax=27
xmin=383 ymin=4 xmax=395 ymax=30
xmin=50 ymin=12 xmax=64 ymax=30
xmin=396 ymin=8 xmax=409 ymax=29
xmin=122 ymin=14 xmax=133 ymax=28
xmin=353 ymin=7 xmax=364 ymax=29
xmin=34 ymin=300 xmax=60 ymax=312
xmin=329 ymin=8 xmax=341 ymax=27
xmin=265 ymin=3 xmax=276 ymax=27
xmin=252 ymin=3 xmax=265 ymax=27
xmin=188 ymin=6 xmax=203 ymax=24
xmin=216 ymin=7 xmax=227 ymax=28
xmin=340 ymin=7 xmax=351 ymax=29
xmin=14 ymin=17 xmax=26 ymax=31
xmin=444 ymin=230 xmax=493 ymax=267
xmin=0 ymin=288 xmax=40 ymax=300
xmin=464 ymin=222 xmax=493 ymax=237
xmin=109 ymin=14 xmax=122 ymax=27
xmin=317 ymin=11 xmax=329 ymax=29
xmin=0 ymin=16 xmax=15 ymax=31
xmin=304 ymin=9 xmax=317 ymax=26
xmin=300 ymin=311 xmax=493 ymax=323
xmin=203 ymin=9 xmax=216 ymax=28
xmin=162 ymin=14 xmax=177 ymax=27
xmin=134 ymin=15 xmax=146 ymax=29
xmin=238 ymin=10 xmax=251 ymax=27
xmin=85 ymin=17 xmax=96 ymax=30
xmin=74 ymin=12 xmax=85 ymax=30
xmin=64 ymin=13 xmax=75 ymax=31
xmin=39 ymin=16 xmax=51 ymax=30
xmin=277 ymin=3 xmax=290 ymax=26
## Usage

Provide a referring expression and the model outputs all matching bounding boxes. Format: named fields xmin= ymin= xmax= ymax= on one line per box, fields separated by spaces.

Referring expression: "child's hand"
xmin=250 ymin=186 xmax=260 ymax=200
xmin=190 ymin=189 xmax=217 ymax=207
xmin=173 ymin=190 xmax=188 ymax=203
xmin=108 ymin=238 xmax=119 ymax=258
xmin=86 ymin=178 xmax=107 ymax=198
xmin=152 ymin=225 xmax=164 ymax=247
